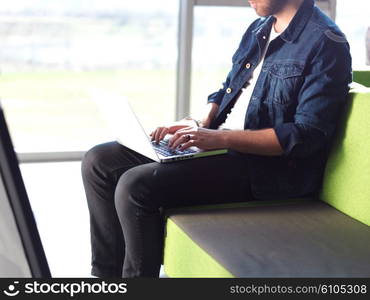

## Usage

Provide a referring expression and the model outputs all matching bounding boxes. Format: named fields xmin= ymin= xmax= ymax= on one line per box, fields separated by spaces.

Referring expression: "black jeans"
xmin=81 ymin=141 xmax=255 ymax=278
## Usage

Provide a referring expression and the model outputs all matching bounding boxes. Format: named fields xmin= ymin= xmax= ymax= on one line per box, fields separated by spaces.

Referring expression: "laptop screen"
xmin=0 ymin=104 xmax=51 ymax=277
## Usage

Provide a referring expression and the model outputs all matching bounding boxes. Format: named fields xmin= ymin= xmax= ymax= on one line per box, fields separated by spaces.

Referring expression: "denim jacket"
xmin=207 ymin=0 xmax=352 ymax=200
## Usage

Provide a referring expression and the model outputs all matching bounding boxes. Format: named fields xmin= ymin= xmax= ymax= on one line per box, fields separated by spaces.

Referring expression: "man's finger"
xmin=154 ymin=127 xmax=163 ymax=144
xmin=168 ymin=133 xmax=185 ymax=149
xmin=159 ymin=128 xmax=169 ymax=141
xmin=170 ymin=133 xmax=194 ymax=149
xmin=179 ymin=139 xmax=196 ymax=151
xmin=168 ymin=131 xmax=181 ymax=147
xmin=176 ymin=126 xmax=193 ymax=133
xmin=169 ymin=129 xmax=197 ymax=147
xmin=150 ymin=129 xmax=158 ymax=141
xmin=169 ymin=130 xmax=187 ymax=147
xmin=155 ymin=128 xmax=165 ymax=144
xmin=157 ymin=127 xmax=168 ymax=143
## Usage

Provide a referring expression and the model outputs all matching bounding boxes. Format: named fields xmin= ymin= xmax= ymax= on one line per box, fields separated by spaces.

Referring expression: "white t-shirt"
xmin=219 ymin=24 xmax=280 ymax=130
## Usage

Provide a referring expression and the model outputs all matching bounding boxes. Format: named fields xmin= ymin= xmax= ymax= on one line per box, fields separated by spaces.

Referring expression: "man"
xmin=81 ymin=0 xmax=352 ymax=278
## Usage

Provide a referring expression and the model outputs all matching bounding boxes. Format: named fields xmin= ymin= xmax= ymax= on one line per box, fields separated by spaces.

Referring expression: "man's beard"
xmin=255 ymin=0 xmax=290 ymax=17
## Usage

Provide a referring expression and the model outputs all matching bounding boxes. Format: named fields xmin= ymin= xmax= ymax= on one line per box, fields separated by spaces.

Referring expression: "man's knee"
xmin=114 ymin=165 xmax=158 ymax=212
xmin=81 ymin=142 xmax=113 ymax=179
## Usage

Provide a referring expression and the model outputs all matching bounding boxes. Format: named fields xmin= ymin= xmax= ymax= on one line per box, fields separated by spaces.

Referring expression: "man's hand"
xmin=150 ymin=119 xmax=198 ymax=144
xmin=168 ymin=127 xmax=284 ymax=156
xmin=168 ymin=127 xmax=226 ymax=151
xmin=150 ymin=102 xmax=219 ymax=145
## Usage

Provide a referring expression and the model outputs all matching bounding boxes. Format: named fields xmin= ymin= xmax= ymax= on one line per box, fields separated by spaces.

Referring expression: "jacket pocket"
xmin=268 ymin=61 xmax=305 ymax=105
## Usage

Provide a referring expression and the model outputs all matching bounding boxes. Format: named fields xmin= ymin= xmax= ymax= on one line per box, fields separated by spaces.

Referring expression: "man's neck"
xmin=273 ymin=0 xmax=305 ymax=33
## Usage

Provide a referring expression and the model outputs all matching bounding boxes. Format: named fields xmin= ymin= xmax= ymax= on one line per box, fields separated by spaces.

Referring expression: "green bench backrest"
xmin=320 ymin=90 xmax=370 ymax=226
xmin=353 ymin=70 xmax=370 ymax=87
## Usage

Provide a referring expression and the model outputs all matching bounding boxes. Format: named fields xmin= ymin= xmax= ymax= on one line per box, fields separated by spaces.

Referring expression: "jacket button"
xmin=245 ymin=63 xmax=251 ymax=69
xmin=226 ymin=88 xmax=232 ymax=94
xmin=262 ymin=35 xmax=266 ymax=40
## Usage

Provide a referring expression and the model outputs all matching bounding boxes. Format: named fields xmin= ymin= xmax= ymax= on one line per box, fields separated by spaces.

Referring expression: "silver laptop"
xmin=92 ymin=91 xmax=228 ymax=163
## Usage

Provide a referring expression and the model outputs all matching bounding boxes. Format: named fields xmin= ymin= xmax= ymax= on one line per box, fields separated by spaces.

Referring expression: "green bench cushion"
xmin=164 ymin=218 xmax=233 ymax=277
xmin=163 ymin=199 xmax=308 ymax=277
xmin=164 ymin=201 xmax=370 ymax=277
xmin=320 ymin=91 xmax=370 ymax=226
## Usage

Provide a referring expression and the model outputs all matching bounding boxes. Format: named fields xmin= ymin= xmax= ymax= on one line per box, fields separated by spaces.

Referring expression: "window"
xmin=0 ymin=0 xmax=179 ymax=153
xmin=190 ymin=5 xmax=255 ymax=117
xmin=0 ymin=0 xmax=179 ymax=277
xmin=336 ymin=0 xmax=370 ymax=69
xmin=20 ymin=162 xmax=90 ymax=276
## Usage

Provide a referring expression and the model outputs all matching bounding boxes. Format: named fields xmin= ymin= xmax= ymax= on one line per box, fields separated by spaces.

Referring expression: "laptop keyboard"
xmin=151 ymin=139 xmax=197 ymax=157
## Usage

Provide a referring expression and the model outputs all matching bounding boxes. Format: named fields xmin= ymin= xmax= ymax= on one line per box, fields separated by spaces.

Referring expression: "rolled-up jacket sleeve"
xmin=207 ymin=71 xmax=232 ymax=105
xmin=274 ymin=123 xmax=327 ymax=157
xmin=274 ymin=31 xmax=352 ymax=158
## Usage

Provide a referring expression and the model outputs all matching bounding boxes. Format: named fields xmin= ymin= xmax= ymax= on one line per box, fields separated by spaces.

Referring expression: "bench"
xmin=162 ymin=87 xmax=370 ymax=277
xmin=353 ymin=70 xmax=370 ymax=87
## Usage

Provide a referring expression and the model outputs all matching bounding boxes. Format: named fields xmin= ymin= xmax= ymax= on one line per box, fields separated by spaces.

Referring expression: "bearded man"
xmin=82 ymin=0 xmax=352 ymax=278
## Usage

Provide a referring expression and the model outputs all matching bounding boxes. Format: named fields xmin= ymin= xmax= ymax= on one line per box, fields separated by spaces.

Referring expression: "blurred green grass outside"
xmin=0 ymin=68 xmax=227 ymax=151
